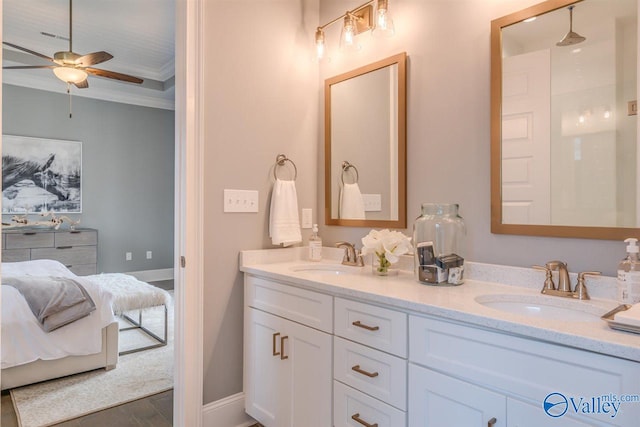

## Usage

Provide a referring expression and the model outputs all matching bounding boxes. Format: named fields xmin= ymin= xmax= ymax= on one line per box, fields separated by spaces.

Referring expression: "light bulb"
xmin=372 ymin=0 xmax=395 ymax=38
xmin=340 ymin=14 xmax=361 ymax=51
xmin=315 ymin=28 xmax=326 ymax=60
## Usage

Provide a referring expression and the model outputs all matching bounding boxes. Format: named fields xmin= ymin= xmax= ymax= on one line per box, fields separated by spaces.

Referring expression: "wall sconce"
xmin=315 ymin=0 xmax=395 ymax=60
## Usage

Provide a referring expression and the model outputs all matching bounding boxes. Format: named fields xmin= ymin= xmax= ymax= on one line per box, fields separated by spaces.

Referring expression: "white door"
xmin=408 ymin=364 xmax=506 ymax=427
xmin=501 ymin=49 xmax=551 ymax=225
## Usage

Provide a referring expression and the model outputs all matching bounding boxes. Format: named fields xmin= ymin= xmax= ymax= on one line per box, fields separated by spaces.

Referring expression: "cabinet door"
xmin=244 ymin=308 xmax=332 ymax=427
xmin=244 ymin=308 xmax=287 ymax=426
xmin=283 ymin=316 xmax=332 ymax=427
xmin=408 ymin=364 xmax=506 ymax=427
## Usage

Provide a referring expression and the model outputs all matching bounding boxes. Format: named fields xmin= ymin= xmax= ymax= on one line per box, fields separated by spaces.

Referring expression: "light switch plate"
xmin=224 ymin=189 xmax=259 ymax=213
xmin=362 ymin=194 xmax=382 ymax=212
xmin=301 ymin=208 xmax=313 ymax=228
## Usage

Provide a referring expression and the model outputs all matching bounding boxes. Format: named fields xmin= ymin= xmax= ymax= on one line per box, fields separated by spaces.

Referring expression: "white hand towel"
xmin=340 ymin=183 xmax=366 ymax=219
xmin=269 ymin=179 xmax=302 ymax=246
xmin=615 ymin=303 xmax=640 ymax=328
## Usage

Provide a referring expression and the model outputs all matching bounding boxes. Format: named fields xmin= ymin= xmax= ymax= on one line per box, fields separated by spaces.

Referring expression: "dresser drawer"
xmin=335 ymin=297 xmax=407 ymax=357
xmin=31 ymin=246 xmax=97 ymax=266
xmin=5 ymin=231 xmax=54 ymax=249
xmin=245 ymin=275 xmax=333 ymax=333
xmin=334 ymin=381 xmax=406 ymax=427
xmin=334 ymin=336 xmax=407 ymax=410
xmin=2 ymin=249 xmax=30 ymax=262
xmin=55 ymin=230 xmax=97 ymax=247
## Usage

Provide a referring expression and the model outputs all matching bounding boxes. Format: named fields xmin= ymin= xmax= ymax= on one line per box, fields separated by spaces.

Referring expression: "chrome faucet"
xmin=533 ymin=261 xmax=600 ymax=300
xmin=336 ymin=242 xmax=364 ymax=266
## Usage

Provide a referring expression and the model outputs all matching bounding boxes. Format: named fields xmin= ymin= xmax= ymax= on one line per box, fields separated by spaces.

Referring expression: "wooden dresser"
xmin=2 ymin=228 xmax=98 ymax=276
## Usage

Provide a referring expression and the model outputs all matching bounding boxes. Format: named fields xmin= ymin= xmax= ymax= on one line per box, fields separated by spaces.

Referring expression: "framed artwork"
xmin=2 ymin=135 xmax=82 ymax=214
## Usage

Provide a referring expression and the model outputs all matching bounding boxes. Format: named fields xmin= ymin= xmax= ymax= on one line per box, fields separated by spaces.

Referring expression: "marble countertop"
xmin=239 ymin=248 xmax=640 ymax=362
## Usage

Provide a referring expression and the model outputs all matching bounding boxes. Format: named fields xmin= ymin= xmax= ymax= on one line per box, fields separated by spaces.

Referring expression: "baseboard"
xmin=125 ymin=268 xmax=174 ymax=283
xmin=203 ymin=392 xmax=255 ymax=427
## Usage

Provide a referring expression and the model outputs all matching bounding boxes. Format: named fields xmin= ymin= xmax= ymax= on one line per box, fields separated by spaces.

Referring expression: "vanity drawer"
xmin=245 ymin=275 xmax=333 ymax=333
xmin=409 ymin=315 xmax=640 ymax=422
xmin=334 ymin=336 xmax=407 ymax=410
xmin=335 ymin=297 xmax=407 ymax=357
xmin=5 ymin=231 xmax=54 ymax=249
xmin=334 ymin=380 xmax=406 ymax=427
xmin=54 ymin=230 xmax=97 ymax=247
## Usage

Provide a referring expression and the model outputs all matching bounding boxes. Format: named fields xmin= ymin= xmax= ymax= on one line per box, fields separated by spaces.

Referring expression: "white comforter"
xmin=1 ymin=260 xmax=116 ymax=369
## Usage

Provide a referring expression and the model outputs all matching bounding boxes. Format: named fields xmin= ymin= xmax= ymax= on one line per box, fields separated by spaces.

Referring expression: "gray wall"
xmin=2 ymin=84 xmax=174 ymax=273
xmin=200 ymin=0 xmax=636 ymax=407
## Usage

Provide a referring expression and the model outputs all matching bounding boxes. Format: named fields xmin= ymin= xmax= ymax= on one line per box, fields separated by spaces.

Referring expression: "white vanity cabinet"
xmin=333 ymin=297 xmax=408 ymax=427
xmin=243 ymin=275 xmax=332 ymax=427
xmin=408 ymin=315 xmax=640 ymax=427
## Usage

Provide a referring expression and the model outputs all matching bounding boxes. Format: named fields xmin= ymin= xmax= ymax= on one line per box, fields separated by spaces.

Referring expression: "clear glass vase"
xmin=413 ymin=203 xmax=466 ymax=285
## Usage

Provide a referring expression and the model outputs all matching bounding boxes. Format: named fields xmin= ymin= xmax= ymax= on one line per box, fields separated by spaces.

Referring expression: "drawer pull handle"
xmin=22 ymin=232 xmax=37 ymax=236
xmin=280 ymin=335 xmax=289 ymax=360
xmin=70 ymin=230 xmax=81 ymax=234
xmin=351 ymin=365 xmax=378 ymax=378
xmin=352 ymin=320 xmax=379 ymax=331
xmin=488 ymin=417 xmax=497 ymax=427
xmin=272 ymin=332 xmax=280 ymax=356
xmin=351 ymin=413 xmax=378 ymax=427
xmin=56 ymin=246 xmax=73 ymax=250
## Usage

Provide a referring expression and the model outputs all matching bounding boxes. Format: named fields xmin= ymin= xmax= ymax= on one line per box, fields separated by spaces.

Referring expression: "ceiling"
xmin=2 ymin=0 xmax=175 ymax=110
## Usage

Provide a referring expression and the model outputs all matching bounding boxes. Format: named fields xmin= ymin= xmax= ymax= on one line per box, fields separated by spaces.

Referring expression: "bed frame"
xmin=1 ymin=322 xmax=119 ymax=390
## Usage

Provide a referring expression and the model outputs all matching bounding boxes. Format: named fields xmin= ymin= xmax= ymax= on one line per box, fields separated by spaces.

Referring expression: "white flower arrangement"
xmin=361 ymin=229 xmax=413 ymax=274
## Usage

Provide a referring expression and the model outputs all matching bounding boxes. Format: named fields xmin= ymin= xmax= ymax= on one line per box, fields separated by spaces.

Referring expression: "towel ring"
xmin=274 ymin=154 xmax=298 ymax=181
xmin=341 ymin=161 xmax=359 ymax=185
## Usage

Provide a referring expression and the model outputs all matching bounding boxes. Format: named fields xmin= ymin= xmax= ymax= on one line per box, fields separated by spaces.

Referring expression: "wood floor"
xmin=2 ymin=389 xmax=173 ymax=426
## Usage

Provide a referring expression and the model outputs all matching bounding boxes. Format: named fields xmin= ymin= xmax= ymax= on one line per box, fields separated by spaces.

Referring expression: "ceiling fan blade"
xmin=3 ymin=65 xmax=55 ymax=70
xmin=85 ymin=67 xmax=143 ymax=84
xmin=73 ymin=79 xmax=89 ymax=89
xmin=76 ymin=51 xmax=113 ymax=67
xmin=3 ymin=42 xmax=54 ymax=62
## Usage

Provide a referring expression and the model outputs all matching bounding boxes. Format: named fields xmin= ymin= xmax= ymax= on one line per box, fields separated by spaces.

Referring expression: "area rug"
xmin=10 ymin=296 xmax=174 ymax=427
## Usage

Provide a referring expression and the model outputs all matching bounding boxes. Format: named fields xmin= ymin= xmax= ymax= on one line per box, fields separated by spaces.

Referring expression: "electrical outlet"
xmin=126 ymin=252 xmax=132 ymax=261
xmin=301 ymin=208 xmax=313 ymax=228
xmin=223 ymin=189 xmax=259 ymax=213
xmin=146 ymin=251 xmax=153 ymax=259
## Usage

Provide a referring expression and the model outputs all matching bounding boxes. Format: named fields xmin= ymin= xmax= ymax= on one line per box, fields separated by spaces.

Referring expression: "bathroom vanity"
xmin=240 ymin=248 xmax=640 ymax=427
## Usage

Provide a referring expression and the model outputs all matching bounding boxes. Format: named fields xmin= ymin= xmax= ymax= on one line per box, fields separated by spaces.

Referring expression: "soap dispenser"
xmin=617 ymin=238 xmax=640 ymax=303
xmin=309 ymin=224 xmax=322 ymax=261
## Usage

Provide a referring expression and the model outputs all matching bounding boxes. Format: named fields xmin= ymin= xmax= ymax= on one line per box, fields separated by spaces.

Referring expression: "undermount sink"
xmin=290 ymin=264 xmax=363 ymax=276
xmin=475 ymin=294 xmax=607 ymax=322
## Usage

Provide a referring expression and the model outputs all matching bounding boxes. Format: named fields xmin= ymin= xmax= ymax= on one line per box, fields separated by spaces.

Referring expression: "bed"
xmin=1 ymin=259 xmax=119 ymax=390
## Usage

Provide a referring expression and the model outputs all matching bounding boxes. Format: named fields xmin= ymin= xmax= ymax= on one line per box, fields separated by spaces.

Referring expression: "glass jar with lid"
xmin=413 ymin=203 xmax=466 ymax=285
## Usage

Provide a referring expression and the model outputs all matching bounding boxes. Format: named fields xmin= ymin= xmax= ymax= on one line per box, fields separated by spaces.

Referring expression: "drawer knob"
xmin=351 ymin=413 xmax=378 ymax=427
xmin=351 ymin=365 xmax=379 ymax=378
xmin=488 ymin=417 xmax=497 ymax=427
xmin=352 ymin=320 xmax=379 ymax=331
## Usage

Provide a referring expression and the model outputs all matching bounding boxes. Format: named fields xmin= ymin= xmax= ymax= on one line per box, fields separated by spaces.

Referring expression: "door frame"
xmin=175 ymin=0 xmax=205 ymax=425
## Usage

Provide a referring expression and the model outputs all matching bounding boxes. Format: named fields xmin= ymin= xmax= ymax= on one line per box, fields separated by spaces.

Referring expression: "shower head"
xmin=557 ymin=5 xmax=586 ymax=46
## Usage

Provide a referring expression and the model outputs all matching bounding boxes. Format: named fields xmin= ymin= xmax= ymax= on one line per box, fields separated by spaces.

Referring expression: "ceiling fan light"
xmin=53 ymin=66 xmax=87 ymax=84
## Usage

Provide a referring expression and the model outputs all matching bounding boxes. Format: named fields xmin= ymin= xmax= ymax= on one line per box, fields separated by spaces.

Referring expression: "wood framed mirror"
xmin=491 ymin=0 xmax=639 ymax=239
xmin=324 ymin=52 xmax=407 ymax=228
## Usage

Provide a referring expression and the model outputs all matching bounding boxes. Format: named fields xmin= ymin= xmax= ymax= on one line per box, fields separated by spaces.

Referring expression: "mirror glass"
xmin=325 ymin=52 xmax=406 ymax=228
xmin=491 ymin=0 xmax=638 ymax=239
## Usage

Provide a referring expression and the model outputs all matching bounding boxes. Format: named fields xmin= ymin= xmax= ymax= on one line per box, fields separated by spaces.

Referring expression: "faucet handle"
xmin=533 ymin=265 xmax=556 ymax=292
xmin=574 ymin=271 xmax=601 ymax=300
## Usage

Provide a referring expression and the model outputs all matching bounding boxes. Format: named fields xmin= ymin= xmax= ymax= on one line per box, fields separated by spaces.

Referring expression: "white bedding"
xmin=1 ymin=259 xmax=116 ymax=369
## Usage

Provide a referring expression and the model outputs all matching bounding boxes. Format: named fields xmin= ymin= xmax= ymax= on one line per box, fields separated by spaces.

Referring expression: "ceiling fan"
xmin=2 ymin=0 xmax=143 ymax=89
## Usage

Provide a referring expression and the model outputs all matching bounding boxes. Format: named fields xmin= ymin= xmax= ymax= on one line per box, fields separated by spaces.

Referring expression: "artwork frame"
xmin=2 ymin=135 xmax=82 ymax=214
